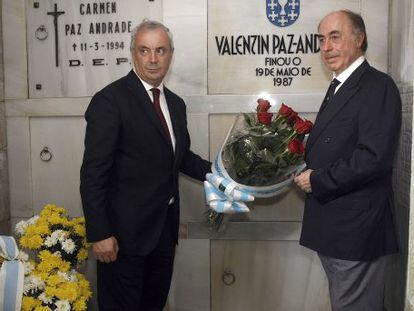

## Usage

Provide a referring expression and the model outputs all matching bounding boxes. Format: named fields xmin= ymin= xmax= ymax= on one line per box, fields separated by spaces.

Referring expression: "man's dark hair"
xmin=342 ymin=10 xmax=368 ymax=53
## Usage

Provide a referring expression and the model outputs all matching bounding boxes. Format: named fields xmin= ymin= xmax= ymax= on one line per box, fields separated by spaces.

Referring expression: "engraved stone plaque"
xmin=27 ymin=0 xmax=161 ymax=98
xmin=207 ymin=0 xmax=388 ymax=94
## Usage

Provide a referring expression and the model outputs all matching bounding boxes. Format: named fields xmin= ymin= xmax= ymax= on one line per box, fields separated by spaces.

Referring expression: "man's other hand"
xmin=294 ymin=169 xmax=313 ymax=193
xmin=92 ymin=236 xmax=119 ymax=263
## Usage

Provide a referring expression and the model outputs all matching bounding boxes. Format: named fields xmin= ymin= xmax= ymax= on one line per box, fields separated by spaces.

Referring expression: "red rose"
xmin=294 ymin=118 xmax=313 ymax=134
xmin=287 ymin=139 xmax=305 ymax=155
xmin=291 ymin=115 xmax=302 ymax=125
xmin=278 ymin=103 xmax=298 ymax=121
xmin=257 ymin=112 xmax=272 ymax=126
xmin=257 ymin=98 xmax=271 ymax=112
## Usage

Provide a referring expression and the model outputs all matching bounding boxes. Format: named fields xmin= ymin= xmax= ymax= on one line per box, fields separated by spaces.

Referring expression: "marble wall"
xmin=0 ymin=0 xmax=10 ymax=235
xmin=388 ymin=0 xmax=414 ymax=310
xmin=2 ymin=0 xmax=412 ymax=310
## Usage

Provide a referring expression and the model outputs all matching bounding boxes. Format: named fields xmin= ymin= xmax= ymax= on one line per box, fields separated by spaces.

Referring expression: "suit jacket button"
xmin=324 ymin=137 xmax=331 ymax=143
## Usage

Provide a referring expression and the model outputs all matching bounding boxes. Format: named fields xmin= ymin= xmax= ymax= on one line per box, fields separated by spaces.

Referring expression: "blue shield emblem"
xmin=266 ymin=0 xmax=300 ymax=27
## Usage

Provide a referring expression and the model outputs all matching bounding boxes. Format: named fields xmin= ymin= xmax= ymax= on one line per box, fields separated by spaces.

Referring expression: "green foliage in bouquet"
xmin=222 ymin=99 xmax=313 ymax=187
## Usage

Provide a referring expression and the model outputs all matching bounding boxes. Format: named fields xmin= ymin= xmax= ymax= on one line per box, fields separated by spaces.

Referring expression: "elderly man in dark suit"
xmin=80 ymin=20 xmax=211 ymax=310
xmin=294 ymin=10 xmax=401 ymax=311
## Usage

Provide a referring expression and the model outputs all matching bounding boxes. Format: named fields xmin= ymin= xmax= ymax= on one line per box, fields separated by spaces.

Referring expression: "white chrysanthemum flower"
xmin=51 ymin=230 xmax=67 ymax=242
xmin=23 ymin=277 xmax=33 ymax=294
xmin=30 ymin=275 xmax=45 ymax=289
xmin=23 ymin=275 xmax=45 ymax=294
xmin=23 ymin=261 xmax=35 ymax=275
xmin=55 ymin=300 xmax=71 ymax=311
xmin=57 ymin=271 xmax=70 ymax=281
xmin=44 ymin=235 xmax=58 ymax=247
xmin=61 ymin=238 xmax=76 ymax=254
xmin=67 ymin=269 xmax=78 ymax=282
xmin=17 ymin=250 xmax=29 ymax=262
xmin=15 ymin=220 xmax=28 ymax=235
xmin=38 ymin=292 xmax=53 ymax=304
xmin=27 ymin=215 xmax=39 ymax=225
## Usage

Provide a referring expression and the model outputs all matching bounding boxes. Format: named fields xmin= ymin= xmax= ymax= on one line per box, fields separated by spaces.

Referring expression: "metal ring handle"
xmin=222 ymin=269 xmax=236 ymax=286
xmin=35 ymin=25 xmax=48 ymax=41
xmin=40 ymin=147 xmax=53 ymax=162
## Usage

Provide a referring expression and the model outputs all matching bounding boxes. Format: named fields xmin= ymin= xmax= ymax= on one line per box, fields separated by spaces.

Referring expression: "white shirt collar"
xmin=334 ymin=55 xmax=365 ymax=84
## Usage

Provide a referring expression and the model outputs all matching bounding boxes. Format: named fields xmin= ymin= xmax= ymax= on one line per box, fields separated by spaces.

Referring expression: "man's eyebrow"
xmin=318 ymin=30 xmax=340 ymax=38
xmin=328 ymin=30 xmax=340 ymax=36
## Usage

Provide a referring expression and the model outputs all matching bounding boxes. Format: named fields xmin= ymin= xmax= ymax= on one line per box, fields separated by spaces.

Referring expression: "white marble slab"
xmin=2 ymin=0 xmax=28 ymax=99
xmin=389 ymin=0 xmax=413 ymax=83
xmin=167 ymin=239 xmax=210 ymax=311
xmin=30 ymin=117 xmax=86 ymax=216
xmin=26 ymin=0 xmax=162 ymax=98
xmin=211 ymin=240 xmax=330 ymax=310
xmin=163 ymin=0 xmax=208 ymax=96
xmin=207 ymin=0 xmax=388 ymax=95
xmin=179 ymin=113 xmax=210 ymax=221
xmin=7 ymin=118 xmax=33 ymax=217
xmin=361 ymin=0 xmax=389 ymax=73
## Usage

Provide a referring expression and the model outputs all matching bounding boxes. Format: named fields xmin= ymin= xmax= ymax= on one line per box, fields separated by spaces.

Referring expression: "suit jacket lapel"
xmin=306 ymin=61 xmax=369 ymax=154
xmin=125 ymin=70 xmax=173 ymax=147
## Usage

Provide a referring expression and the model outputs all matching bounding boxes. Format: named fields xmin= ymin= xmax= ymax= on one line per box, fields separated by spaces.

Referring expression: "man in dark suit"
xmin=80 ymin=20 xmax=211 ymax=310
xmin=294 ymin=10 xmax=401 ymax=310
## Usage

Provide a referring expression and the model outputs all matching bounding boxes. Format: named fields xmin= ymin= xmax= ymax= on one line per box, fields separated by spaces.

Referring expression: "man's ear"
xmin=356 ymin=32 xmax=365 ymax=49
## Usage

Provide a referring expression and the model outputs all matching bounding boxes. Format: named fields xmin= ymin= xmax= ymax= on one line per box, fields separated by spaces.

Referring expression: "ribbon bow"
xmin=204 ymin=173 xmax=254 ymax=213
xmin=0 ymin=236 xmax=24 ymax=311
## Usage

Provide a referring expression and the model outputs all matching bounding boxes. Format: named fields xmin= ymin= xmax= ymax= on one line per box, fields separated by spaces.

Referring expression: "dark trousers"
xmin=318 ymin=253 xmax=387 ymax=311
xmin=97 ymin=212 xmax=176 ymax=311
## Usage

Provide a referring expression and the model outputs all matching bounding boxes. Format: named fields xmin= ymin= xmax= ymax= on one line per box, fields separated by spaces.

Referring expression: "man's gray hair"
xmin=130 ymin=19 xmax=174 ymax=52
xmin=341 ymin=10 xmax=368 ymax=53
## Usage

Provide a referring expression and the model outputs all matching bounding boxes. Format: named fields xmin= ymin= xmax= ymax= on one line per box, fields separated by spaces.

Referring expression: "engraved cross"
xmin=47 ymin=3 xmax=65 ymax=67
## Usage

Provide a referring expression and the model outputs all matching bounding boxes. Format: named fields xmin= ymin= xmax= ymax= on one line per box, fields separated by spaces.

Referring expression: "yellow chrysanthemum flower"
xmin=73 ymin=299 xmax=88 ymax=311
xmin=40 ymin=208 xmax=52 ymax=218
xmin=20 ymin=234 xmax=43 ymax=249
xmin=37 ymin=250 xmax=70 ymax=273
xmin=47 ymin=282 xmax=78 ymax=302
xmin=78 ymin=278 xmax=92 ymax=299
xmin=21 ymin=296 xmax=42 ymax=310
xmin=73 ymin=217 xmax=85 ymax=225
xmin=44 ymin=204 xmax=67 ymax=215
xmin=32 ymin=270 xmax=49 ymax=281
xmin=47 ymin=214 xmax=67 ymax=226
xmin=46 ymin=273 xmax=65 ymax=287
xmin=76 ymin=248 xmax=89 ymax=262
xmin=34 ymin=306 xmax=52 ymax=311
xmin=73 ymin=224 xmax=86 ymax=237
xmin=25 ymin=224 xmax=50 ymax=236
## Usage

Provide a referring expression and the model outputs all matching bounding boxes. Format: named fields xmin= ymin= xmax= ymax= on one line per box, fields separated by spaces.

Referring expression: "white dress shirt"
xmin=333 ymin=55 xmax=365 ymax=94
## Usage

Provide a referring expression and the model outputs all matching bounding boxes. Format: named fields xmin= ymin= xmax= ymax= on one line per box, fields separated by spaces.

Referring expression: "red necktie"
xmin=151 ymin=88 xmax=171 ymax=143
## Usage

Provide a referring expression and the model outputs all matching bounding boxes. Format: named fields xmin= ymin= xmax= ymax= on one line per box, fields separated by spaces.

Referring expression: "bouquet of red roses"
xmin=212 ymin=98 xmax=313 ymax=198
xmin=206 ymin=99 xmax=313 ymax=231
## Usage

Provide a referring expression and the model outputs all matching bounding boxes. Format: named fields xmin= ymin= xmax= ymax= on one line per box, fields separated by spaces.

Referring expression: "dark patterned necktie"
xmin=319 ymin=78 xmax=340 ymax=112
xmin=151 ymin=88 xmax=171 ymax=143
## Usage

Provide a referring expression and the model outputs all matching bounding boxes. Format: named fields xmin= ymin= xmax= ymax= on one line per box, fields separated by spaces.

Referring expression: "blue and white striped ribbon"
xmin=204 ymin=179 xmax=251 ymax=214
xmin=0 ymin=236 xmax=24 ymax=311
